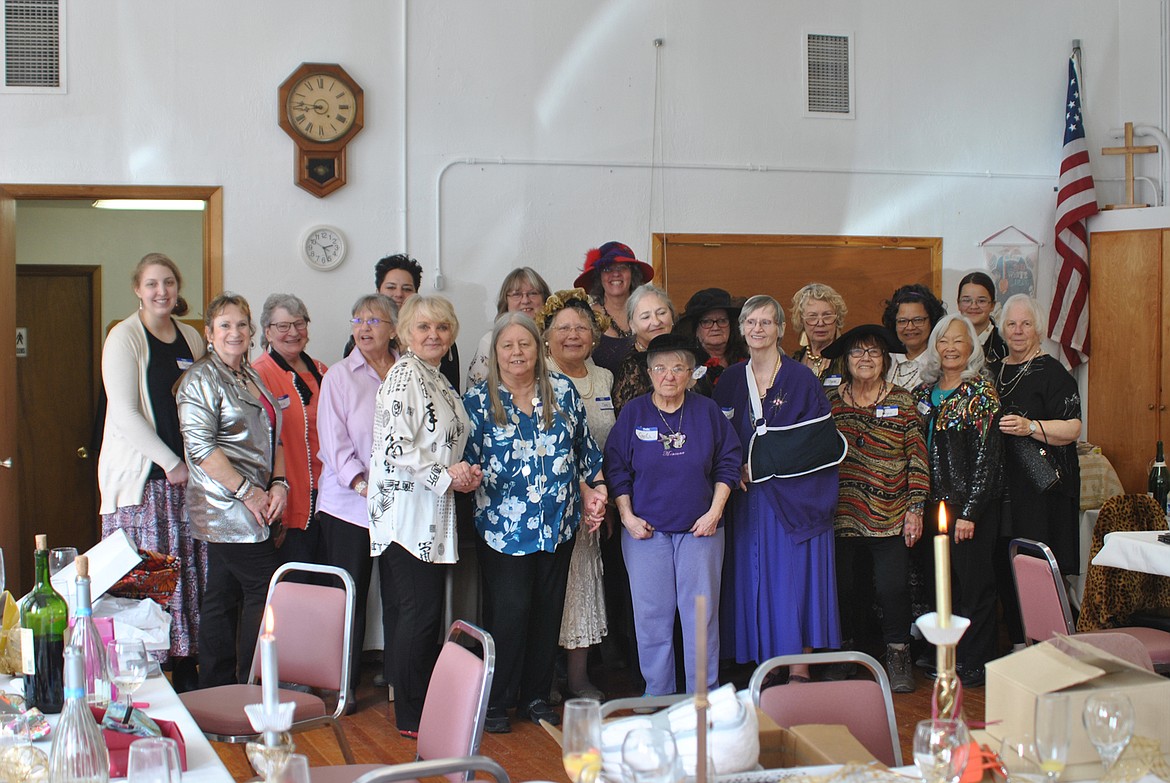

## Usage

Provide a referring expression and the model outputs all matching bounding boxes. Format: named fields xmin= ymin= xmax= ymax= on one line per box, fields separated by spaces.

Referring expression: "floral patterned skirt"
xmin=101 ymin=479 xmax=208 ymax=661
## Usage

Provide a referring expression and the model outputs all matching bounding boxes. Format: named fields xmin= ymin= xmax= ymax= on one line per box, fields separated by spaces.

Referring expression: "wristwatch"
xmin=1028 ymin=420 xmax=1038 ymax=434
xmin=354 ymin=479 xmax=369 ymax=495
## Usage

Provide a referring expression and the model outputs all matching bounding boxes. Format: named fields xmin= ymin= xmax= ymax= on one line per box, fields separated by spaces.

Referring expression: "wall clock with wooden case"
xmin=278 ymin=62 xmax=364 ymax=198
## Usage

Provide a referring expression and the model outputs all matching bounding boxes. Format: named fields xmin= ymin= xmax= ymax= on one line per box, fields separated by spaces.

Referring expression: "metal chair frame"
xmin=349 ymin=755 xmax=510 ymax=783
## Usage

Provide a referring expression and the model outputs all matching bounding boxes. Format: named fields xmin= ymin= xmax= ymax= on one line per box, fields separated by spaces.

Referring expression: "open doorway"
xmin=0 ymin=184 xmax=223 ymax=590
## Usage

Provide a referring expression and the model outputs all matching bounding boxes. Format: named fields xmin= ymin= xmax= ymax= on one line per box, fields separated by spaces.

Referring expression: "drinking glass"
xmin=1082 ymin=692 xmax=1135 ymax=772
xmin=277 ymin=753 xmax=310 ymax=783
xmin=1034 ymin=693 xmax=1070 ymax=782
xmin=0 ymin=713 xmax=32 ymax=749
xmin=913 ymin=719 xmax=971 ymax=783
xmin=107 ymin=639 xmax=150 ymax=711
xmin=0 ymin=547 xmax=6 ymax=595
xmin=999 ymin=735 xmax=1043 ymax=783
xmin=561 ymin=698 xmax=602 ymax=783
xmin=621 ymin=727 xmax=679 ymax=783
xmin=127 ymin=737 xmax=181 ymax=783
xmin=48 ymin=547 xmax=78 ymax=577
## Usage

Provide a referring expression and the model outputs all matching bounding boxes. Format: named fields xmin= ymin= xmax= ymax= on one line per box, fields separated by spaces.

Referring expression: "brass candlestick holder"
xmin=245 ymin=702 xmax=297 ymax=782
xmin=914 ymin=612 xmax=970 ymax=720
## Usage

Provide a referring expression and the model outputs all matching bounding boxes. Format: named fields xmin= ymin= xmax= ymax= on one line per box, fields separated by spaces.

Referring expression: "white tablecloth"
xmin=1091 ymin=530 xmax=1170 ymax=577
xmin=3 ymin=672 xmax=233 ymax=783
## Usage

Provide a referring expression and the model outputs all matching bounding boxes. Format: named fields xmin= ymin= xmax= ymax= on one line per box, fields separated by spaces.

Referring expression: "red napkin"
xmin=88 ymin=707 xmax=188 ymax=776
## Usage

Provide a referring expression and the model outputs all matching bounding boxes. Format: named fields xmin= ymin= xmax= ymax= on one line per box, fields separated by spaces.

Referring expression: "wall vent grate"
xmin=4 ymin=0 xmax=63 ymax=91
xmin=804 ymin=32 xmax=852 ymax=117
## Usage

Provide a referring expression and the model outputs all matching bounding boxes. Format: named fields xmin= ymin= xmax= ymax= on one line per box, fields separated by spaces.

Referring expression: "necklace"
xmin=656 ymin=397 xmax=686 ymax=451
xmin=756 ymin=352 xmax=782 ymax=398
xmin=844 ymin=380 xmax=887 ymax=410
xmin=996 ymin=348 xmax=1042 ymax=400
xmin=228 ymin=364 xmax=250 ymax=391
xmin=805 ymin=351 xmax=827 ymax=376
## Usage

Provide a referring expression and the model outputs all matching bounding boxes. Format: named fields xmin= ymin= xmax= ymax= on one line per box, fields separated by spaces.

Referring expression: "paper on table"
xmin=50 ymin=529 xmax=144 ymax=613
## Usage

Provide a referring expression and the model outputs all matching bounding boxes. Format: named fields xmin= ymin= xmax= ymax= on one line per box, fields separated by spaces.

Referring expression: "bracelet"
xmin=354 ymin=479 xmax=369 ymax=496
xmin=586 ymin=477 xmax=607 ymax=489
xmin=233 ymin=478 xmax=252 ymax=499
xmin=268 ymin=478 xmax=290 ymax=491
xmin=908 ymin=502 xmax=924 ymax=514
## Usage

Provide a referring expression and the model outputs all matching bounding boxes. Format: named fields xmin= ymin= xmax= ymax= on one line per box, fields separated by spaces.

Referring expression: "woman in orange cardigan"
xmin=254 ymin=293 xmax=329 ymax=567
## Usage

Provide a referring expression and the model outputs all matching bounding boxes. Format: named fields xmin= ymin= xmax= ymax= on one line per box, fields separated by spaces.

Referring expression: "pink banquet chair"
xmin=748 ymin=650 xmax=902 ymax=767
xmin=310 ymin=620 xmax=496 ymax=783
xmin=180 ymin=562 xmax=357 ymax=763
xmin=1009 ymin=537 xmax=1170 ymax=670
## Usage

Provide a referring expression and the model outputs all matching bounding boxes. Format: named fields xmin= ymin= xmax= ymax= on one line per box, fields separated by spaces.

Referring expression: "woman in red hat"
xmin=575 ymin=241 xmax=655 ymax=375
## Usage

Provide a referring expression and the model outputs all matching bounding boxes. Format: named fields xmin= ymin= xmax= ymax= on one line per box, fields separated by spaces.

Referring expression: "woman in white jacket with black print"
xmin=367 ymin=294 xmax=482 ymax=738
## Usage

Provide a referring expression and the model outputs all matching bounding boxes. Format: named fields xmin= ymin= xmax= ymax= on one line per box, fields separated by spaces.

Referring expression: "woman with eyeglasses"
xmin=715 ymin=295 xmax=845 ymax=683
xmin=789 ymin=283 xmax=848 ymax=389
xmin=253 ymin=294 xmax=328 ymax=570
xmin=465 ymin=267 xmax=551 ymax=388
xmin=676 ymin=288 xmax=748 ymax=386
xmin=99 ymin=253 xmax=205 ymax=692
xmin=605 ymin=333 xmax=741 ymax=695
xmin=821 ymin=325 xmax=928 ymax=693
xmin=316 ymin=293 xmax=400 ymax=695
xmin=957 ymin=271 xmax=1009 ymax=364
xmin=882 ymin=284 xmax=948 ymax=392
xmin=574 ymin=241 xmax=655 ymax=375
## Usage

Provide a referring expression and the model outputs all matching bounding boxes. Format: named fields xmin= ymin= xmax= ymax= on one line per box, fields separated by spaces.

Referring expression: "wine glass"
xmin=1034 ymin=693 xmax=1070 ymax=781
xmin=913 ymin=719 xmax=971 ymax=783
xmin=49 ymin=547 xmax=77 ymax=577
xmin=1082 ymin=692 xmax=1135 ymax=772
xmin=999 ymin=735 xmax=1043 ymax=783
xmin=561 ymin=698 xmax=602 ymax=783
xmin=276 ymin=753 xmax=310 ymax=783
xmin=127 ymin=736 xmax=181 ymax=783
xmin=620 ymin=727 xmax=679 ymax=783
xmin=107 ymin=639 xmax=149 ymax=712
xmin=0 ymin=547 xmax=7 ymax=595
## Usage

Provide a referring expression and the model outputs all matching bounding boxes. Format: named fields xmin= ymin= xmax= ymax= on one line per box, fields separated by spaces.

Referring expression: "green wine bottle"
xmin=20 ymin=534 xmax=68 ymax=713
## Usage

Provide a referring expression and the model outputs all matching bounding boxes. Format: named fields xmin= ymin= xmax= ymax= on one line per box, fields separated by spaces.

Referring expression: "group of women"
xmin=96 ymin=245 xmax=1082 ymax=742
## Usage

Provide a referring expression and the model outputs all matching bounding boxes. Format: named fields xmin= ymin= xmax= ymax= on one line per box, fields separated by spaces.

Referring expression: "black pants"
xmin=319 ymin=512 xmax=396 ymax=690
xmin=384 ymin=543 xmax=446 ymax=731
xmin=199 ymin=539 xmax=279 ymax=688
xmin=477 ymin=537 xmax=574 ymax=711
xmin=835 ymin=535 xmax=913 ymax=646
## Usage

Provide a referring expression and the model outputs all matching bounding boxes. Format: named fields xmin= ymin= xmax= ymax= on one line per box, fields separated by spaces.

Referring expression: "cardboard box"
xmin=985 ymin=639 xmax=1170 ymax=779
xmin=771 ymin=723 xmax=879 ymax=768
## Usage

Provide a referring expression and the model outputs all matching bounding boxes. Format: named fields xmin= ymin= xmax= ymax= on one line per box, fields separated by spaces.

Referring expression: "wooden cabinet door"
xmin=1087 ymin=228 xmax=1163 ymax=492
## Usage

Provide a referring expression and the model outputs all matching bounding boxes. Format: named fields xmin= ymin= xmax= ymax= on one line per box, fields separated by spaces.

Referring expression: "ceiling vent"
xmin=2 ymin=0 xmax=64 ymax=93
xmin=803 ymin=32 xmax=853 ymax=118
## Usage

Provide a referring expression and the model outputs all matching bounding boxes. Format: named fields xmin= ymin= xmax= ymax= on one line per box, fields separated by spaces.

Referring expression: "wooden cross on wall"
xmin=1101 ymin=122 xmax=1158 ymax=209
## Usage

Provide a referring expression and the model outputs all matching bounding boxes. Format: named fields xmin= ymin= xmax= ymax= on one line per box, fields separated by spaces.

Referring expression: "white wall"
xmin=1 ymin=0 xmax=1164 ymax=380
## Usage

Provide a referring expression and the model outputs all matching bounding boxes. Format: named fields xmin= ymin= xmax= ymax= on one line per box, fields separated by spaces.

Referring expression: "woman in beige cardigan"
xmin=97 ymin=252 xmax=206 ymax=692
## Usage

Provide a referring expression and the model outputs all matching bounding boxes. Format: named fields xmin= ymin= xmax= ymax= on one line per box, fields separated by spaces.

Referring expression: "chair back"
xmin=1009 ymin=538 xmax=1075 ymax=643
xmin=347 ymin=756 xmax=510 ymax=783
xmin=417 ymin=621 xmax=495 ymax=780
xmin=748 ymin=651 xmax=901 ymax=767
xmin=250 ymin=563 xmax=356 ymax=707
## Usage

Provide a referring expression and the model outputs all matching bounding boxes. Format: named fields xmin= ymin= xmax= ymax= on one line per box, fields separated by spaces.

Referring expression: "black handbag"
xmin=1008 ymin=420 xmax=1060 ymax=493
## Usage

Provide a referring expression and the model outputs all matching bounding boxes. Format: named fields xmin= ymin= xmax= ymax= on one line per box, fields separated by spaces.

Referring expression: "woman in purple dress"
xmin=713 ymin=294 xmax=845 ymax=681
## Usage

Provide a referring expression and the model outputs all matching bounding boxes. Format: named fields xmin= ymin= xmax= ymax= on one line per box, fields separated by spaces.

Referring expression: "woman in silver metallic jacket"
xmin=177 ymin=292 xmax=287 ymax=687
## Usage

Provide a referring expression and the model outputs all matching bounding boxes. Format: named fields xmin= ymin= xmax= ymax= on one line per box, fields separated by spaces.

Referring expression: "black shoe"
xmin=916 ymin=652 xmax=937 ymax=675
xmin=484 ymin=707 xmax=511 ymax=734
xmin=524 ymin=698 xmax=560 ymax=726
xmin=959 ymin=665 xmax=985 ymax=689
xmin=821 ymin=661 xmax=857 ymax=681
xmin=373 ymin=673 xmax=389 ymax=688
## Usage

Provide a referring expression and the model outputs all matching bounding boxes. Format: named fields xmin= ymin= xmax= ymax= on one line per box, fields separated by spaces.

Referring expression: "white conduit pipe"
xmin=432 ymin=156 xmax=1054 ymax=287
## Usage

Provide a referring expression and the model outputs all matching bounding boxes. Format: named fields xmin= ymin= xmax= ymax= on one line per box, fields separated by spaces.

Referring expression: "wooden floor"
xmin=210 ymin=659 xmax=986 ymax=781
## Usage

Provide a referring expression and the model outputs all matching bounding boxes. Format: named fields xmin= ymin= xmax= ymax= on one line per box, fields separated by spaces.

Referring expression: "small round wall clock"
xmin=301 ymin=225 xmax=347 ymax=271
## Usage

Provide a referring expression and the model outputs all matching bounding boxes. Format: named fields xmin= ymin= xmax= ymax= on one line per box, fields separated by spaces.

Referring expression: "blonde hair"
xmin=398 ymin=295 xmax=460 ymax=346
xmin=485 ymin=312 xmax=561 ymax=429
xmin=789 ymin=283 xmax=847 ymax=337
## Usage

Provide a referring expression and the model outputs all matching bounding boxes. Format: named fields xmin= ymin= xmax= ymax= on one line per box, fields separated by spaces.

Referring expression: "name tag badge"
xmin=721 ymin=407 xmax=735 ymax=420
xmin=824 ymin=374 xmax=843 ymax=387
xmin=917 ymin=400 xmax=931 ymax=415
xmin=596 ymin=395 xmax=614 ymax=411
xmin=277 ymin=395 xmax=292 ymax=409
xmin=635 ymin=426 xmax=659 ymax=442
xmin=176 ymin=358 xmax=194 ymax=370
xmin=877 ymin=405 xmax=899 ymax=419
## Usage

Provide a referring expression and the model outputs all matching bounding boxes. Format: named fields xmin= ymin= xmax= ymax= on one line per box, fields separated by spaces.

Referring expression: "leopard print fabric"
xmin=1077 ymin=493 xmax=1170 ymax=631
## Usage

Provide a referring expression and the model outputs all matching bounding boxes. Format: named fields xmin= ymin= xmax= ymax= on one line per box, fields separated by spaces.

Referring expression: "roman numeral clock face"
xmin=287 ymin=74 xmax=357 ymax=142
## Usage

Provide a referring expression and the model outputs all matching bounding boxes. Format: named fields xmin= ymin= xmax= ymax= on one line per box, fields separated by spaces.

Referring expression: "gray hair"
xmin=997 ymin=294 xmax=1048 ymax=340
xmin=351 ymin=293 xmax=399 ymax=323
xmin=919 ymin=314 xmax=985 ymax=384
xmin=485 ymin=312 xmax=561 ymax=429
xmin=260 ymin=293 xmax=310 ymax=349
xmin=625 ymin=283 xmax=676 ymax=335
xmin=739 ymin=295 xmax=787 ymax=340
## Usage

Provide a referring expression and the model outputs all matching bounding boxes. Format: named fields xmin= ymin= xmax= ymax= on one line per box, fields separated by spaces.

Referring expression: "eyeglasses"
xmin=552 ymin=324 xmax=592 ymax=336
xmin=649 ymin=364 xmax=692 ymax=377
xmin=847 ymin=347 xmax=884 ymax=359
xmin=506 ymin=290 xmax=542 ymax=301
xmin=269 ymin=320 xmax=307 ymax=334
xmin=350 ymin=317 xmax=386 ymax=327
xmin=895 ymin=316 xmax=929 ymax=328
xmin=802 ymin=313 xmax=838 ymax=326
xmin=743 ymin=318 xmax=776 ymax=330
xmin=698 ymin=317 xmax=730 ymax=329
xmin=959 ymin=297 xmax=992 ymax=308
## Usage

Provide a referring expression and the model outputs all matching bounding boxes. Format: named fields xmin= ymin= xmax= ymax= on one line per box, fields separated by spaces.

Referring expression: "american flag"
xmin=1048 ymin=52 xmax=1099 ymax=368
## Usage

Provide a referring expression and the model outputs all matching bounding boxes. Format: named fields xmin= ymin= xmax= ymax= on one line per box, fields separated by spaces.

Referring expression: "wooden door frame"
xmin=0 ymin=184 xmax=223 ymax=587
